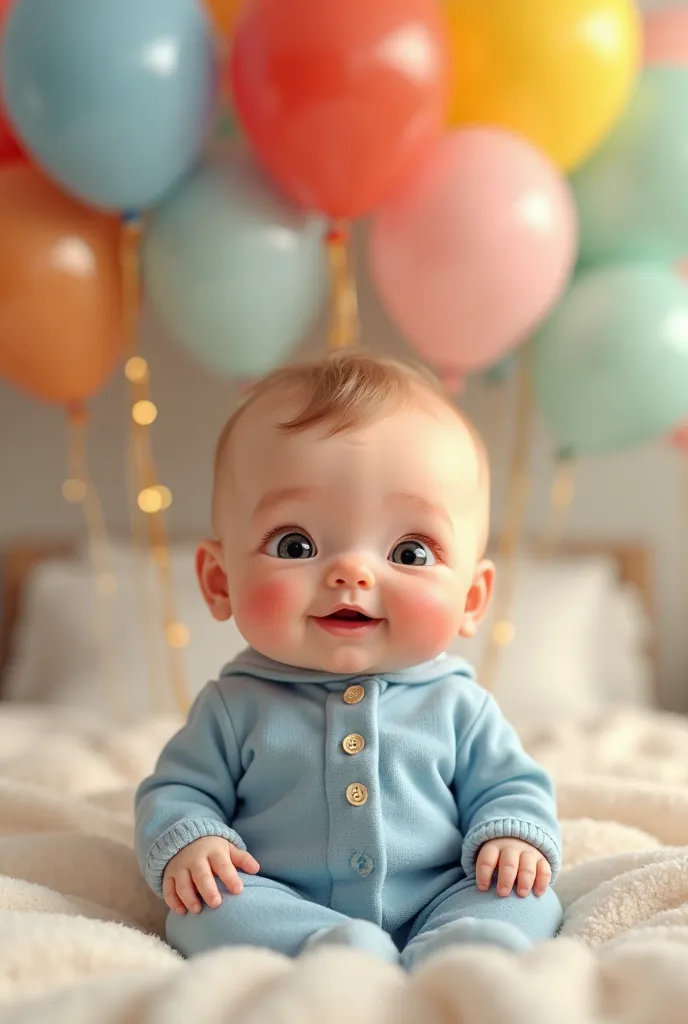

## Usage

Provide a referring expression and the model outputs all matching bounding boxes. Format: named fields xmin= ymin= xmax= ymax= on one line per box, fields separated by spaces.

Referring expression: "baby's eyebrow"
xmin=253 ymin=486 xmax=318 ymax=518
xmin=390 ymin=492 xmax=453 ymax=529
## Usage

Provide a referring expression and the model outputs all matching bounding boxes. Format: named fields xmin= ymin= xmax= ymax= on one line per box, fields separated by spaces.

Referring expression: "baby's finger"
xmin=496 ymin=850 xmax=520 ymax=896
xmin=210 ymin=851 xmax=243 ymax=895
xmin=516 ymin=854 xmax=537 ymax=898
xmin=534 ymin=858 xmax=552 ymax=897
xmin=475 ymin=844 xmax=500 ymax=892
xmin=163 ymin=873 xmax=186 ymax=915
xmin=230 ymin=848 xmax=260 ymax=875
xmin=192 ymin=862 xmax=223 ymax=910
xmin=175 ymin=868 xmax=202 ymax=914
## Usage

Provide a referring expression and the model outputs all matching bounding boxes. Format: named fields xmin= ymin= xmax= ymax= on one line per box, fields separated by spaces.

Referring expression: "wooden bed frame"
xmin=0 ymin=537 xmax=657 ymax=693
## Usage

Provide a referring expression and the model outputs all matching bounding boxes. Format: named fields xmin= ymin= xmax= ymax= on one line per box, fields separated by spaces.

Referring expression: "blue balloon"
xmin=143 ymin=145 xmax=328 ymax=379
xmin=532 ymin=264 xmax=688 ymax=455
xmin=571 ymin=67 xmax=688 ymax=266
xmin=1 ymin=0 xmax=215 ymax=211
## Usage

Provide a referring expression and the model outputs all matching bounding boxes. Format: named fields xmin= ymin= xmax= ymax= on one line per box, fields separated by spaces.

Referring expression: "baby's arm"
xmin=135 ymin=681 xmax=252 ymax=902
xmin=454 ymin=691 xmax=562 ymax=891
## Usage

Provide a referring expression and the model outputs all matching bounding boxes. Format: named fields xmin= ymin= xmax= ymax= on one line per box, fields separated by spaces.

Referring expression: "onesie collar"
xmin=220 ymin=647 xmax=475 ymax=687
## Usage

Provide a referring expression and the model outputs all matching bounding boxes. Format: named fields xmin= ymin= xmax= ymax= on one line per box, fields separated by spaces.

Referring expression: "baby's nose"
xmin=326 ymin=557 xmax=375 ymax=590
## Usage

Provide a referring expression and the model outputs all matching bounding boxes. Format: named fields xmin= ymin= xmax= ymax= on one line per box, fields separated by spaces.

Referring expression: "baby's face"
xmin=204 ymin=390 xmax=493 ymax=675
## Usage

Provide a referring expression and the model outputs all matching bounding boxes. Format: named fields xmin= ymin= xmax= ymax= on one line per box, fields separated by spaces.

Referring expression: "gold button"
xmin=342 ymin=733 xmax=365 ymax=755
xmin=343 ymin=685 xmax=365 ymax=705
xmin=346 ymin=783 xmax=369 ymax=806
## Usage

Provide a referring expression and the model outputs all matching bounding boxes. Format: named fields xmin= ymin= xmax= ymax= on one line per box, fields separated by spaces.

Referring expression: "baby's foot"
xmin=402 ymin=917 xmax=531 ymax=972
xmin=303 ymin=919 xmax=400 ymax=965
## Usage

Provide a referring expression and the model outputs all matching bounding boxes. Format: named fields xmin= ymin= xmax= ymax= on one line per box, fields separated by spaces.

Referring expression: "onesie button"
xmin=342 ymin=733 xmax=365 ymax=755
xmin=343 ymin=685 xmax=365 ymax=705
xmin=346 ymin=783 xmax=369 ymax=806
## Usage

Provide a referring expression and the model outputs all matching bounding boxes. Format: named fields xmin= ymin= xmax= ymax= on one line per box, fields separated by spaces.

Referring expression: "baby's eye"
xmin=265 ymin=531 xmax=317 ymax=560
xmin=389 ymin=539 xmax=436 ymax=567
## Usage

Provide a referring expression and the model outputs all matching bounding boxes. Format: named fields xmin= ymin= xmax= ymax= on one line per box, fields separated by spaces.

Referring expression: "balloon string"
xmin=63 ymin=405 xmax=122 ymax=720
xmin=480 ymin=346 xmax=534 ymax=691
xmin=537 ymin=455 xmax=578 ymax=559
xmin=120 ymin=217 xmax=191 ymax=717
xmin=326 ymin=223 xmax=359 ymax=351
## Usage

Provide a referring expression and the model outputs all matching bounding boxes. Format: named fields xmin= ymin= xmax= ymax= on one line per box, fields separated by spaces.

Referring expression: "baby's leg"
xmin=401 ymin=876 xmax=562 ymax=972
xmin=167 ymin=872 xmax=399 ymax=963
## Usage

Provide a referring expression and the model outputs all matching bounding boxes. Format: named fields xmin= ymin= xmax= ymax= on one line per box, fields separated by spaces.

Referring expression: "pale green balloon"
xmin=143 ymin=145 xmax=327 ymax=378
xmin=532 ymin=264 xmax=688 ymax=455
xmin=571 ymin=67 xmax=688 ymax=266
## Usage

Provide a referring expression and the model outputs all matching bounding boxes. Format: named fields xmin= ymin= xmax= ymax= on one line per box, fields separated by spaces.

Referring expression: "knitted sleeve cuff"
xmin=145 ymin=818 xmax=247 ymax=897
xmin=461 ymin=818 xmax=562 ymax=883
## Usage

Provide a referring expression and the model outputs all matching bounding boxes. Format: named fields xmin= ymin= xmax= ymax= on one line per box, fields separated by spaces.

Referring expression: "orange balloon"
xmin=0 ymin=165 xmax=124 ymax=404
xmin=204 ymin=0 xmax=244 ymax=37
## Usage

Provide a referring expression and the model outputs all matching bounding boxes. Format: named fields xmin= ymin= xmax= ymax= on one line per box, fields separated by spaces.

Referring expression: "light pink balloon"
xmin=369 ymin=128 xmax=577 ymax=375
xmin=669 ymin=420 xmax=688 ymax=452
xmin=644 ymin=6 xmax=688 ymax=66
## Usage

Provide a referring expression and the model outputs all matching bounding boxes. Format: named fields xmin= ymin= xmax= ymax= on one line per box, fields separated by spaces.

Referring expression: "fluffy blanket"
xmin=1 ymin=704 xmax=688 ymax=1022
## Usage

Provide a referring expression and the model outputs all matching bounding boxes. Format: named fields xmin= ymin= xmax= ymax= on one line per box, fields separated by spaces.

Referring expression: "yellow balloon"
xmin=444 ymin=0 xmax=641 ymax=170
xmin=203 ymin=0 xmax=244 ymax=38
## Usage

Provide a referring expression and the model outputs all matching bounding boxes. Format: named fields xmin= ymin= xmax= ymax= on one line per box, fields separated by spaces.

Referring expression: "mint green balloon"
xmin=532 ymin=265 xmax=688 ymax=455
xmin=143 ymin=145 xmax=327 ymax=378
xmin=571 ymin=67 xmax=688 ymax=266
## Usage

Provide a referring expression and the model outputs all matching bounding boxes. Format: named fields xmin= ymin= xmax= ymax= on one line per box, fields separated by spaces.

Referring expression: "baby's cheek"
xmin=238 ymin=574 xmax=297 ymax=632
xmin=391 ymin=584 xmax=460 ymax=653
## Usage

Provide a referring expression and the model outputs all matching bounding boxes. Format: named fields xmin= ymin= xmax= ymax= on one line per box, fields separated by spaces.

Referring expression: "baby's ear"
xmin=196 ymin=540 xmax=232 ymax=622
xmin=458 ymin=559 xmax=495 ymax=638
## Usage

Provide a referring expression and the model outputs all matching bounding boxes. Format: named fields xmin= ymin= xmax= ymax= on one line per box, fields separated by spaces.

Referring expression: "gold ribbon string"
xmin=326 ymin=223 xmax=360 ymax=351
xmin=120 ymin=217 xmax=191 ymax=717
xmin=480 ymin=346 xmax=535 ymax=691
xmin=63 ymin=405 xmax=122 ymax=719
xmin=537 ymin=455 xmax=578 ymax=559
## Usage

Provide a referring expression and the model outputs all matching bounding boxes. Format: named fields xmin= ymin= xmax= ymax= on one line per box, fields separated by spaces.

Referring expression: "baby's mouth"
xmin=313 ymin=607 xmax=383 ymax=635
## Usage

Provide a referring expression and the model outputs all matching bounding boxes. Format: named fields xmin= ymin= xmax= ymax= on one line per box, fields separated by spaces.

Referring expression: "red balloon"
xmin=229 ymin=0 xmax=450 ymax=218
xmin=0 ymin=0 xmax=25 ymax=165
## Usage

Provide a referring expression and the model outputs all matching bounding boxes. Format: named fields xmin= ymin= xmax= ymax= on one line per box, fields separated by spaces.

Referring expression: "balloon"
xmin=532 ymin=265 xmax=688 ymax=455
xmin=444 ymin=0 xmax=640 ymax=171
xmin=0 ymin=0 xmax=25 ymax=165
xmin=571 ymin=67 xmax=688 ymax=267
xmin=1 ymin=0 xmax=215 ymax=211
xmin=204 ymin=0 xmax=244 ymax=37
xmin=0 ymin=165 xmax=124 ymax=404
xmin=644 ymin=6 xmax=688 ymax=66
xmin=369 ymin=128 xmax=577 ymax=376
xmin=230 ymin=0 xmax=449 ymax=218
xmin=143 ymin=146 xmax=327 ymax=379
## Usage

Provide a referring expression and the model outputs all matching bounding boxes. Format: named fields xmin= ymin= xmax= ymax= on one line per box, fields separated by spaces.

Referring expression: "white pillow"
xmin=3 ymin=546 xmax=653 ymax=722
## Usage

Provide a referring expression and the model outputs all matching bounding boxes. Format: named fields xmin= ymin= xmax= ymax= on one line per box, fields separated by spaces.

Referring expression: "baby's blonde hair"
xmin=212 ymin=351 xmax=489 ymax=523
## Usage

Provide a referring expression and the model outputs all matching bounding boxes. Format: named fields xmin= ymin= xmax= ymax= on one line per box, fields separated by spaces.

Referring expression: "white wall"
xmin=1 ymin=0 xmax=687 ymax=709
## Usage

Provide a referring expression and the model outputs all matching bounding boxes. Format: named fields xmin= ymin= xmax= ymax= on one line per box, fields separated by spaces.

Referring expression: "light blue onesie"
xmin=135 ymin=649 xmax=562 ymax=970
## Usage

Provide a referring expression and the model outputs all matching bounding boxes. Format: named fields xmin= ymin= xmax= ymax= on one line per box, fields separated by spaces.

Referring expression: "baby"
xmin=135 ymin=352 xmax=562 ymax=970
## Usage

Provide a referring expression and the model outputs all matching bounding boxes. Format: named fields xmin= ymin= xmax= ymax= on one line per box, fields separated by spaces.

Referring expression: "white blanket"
xmin=2 ymin=704 xmax=688 ymax=1022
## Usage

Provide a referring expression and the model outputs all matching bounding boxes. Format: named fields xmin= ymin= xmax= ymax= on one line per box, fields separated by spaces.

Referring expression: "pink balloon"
xmin=369 ymin=128 xmax=577 ymax=375
xmin=644 ymin=7 xmax=688 ymax=66
xmin=669 ymin=420 xmax=688 ymax=452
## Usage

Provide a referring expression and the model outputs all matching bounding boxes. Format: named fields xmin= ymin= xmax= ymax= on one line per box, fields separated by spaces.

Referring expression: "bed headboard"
xmin=0 ymin=537 xmax=656 ymax=687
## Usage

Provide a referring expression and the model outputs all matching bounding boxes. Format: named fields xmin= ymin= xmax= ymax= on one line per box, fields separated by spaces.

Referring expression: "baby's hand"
xmin=476 ymin=838 xmax=551 ymax=898
xmin=162 ymin=836 xmax=260 ymax=915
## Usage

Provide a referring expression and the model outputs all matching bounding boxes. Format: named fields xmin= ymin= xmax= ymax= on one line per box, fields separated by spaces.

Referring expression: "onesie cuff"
xmin=461 ymin=819 xmax=562 ymax=883
xmin=145 ymin=818 xmax=247 ymax=897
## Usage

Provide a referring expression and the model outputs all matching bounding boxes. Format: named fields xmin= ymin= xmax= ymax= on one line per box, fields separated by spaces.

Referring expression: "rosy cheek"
xmin=239 ymin=574 xmax=297 ymax=631
xmin=389 ymin=582 xmax=458 ymax=652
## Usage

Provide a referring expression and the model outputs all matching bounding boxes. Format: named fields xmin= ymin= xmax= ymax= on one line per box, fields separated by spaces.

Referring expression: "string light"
xmin=62 ymin=406 xmax=122 ymax=719
xmin=326 ymin=222 xmax=359 ymax=351
xmin=537 ymin=455 xmax=578 ymax=559
xmin=480 ymin=346 xmax=535 ymax=689
xmin=120 ymin=214 xmax=190 ymax=716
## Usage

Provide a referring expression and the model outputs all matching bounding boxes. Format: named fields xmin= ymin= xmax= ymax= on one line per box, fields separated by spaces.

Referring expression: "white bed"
xmin=2 ymin=539 xmax=687 ymax=1024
